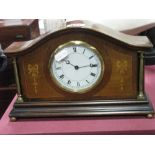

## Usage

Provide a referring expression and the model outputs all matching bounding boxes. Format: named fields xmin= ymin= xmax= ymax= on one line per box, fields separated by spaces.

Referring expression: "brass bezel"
xmin=49 ymin=41 xmax=104 ymax=94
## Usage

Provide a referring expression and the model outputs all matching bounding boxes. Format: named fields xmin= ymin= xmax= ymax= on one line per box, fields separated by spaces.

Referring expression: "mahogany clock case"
xmin=4 ymin=25 xmax=154 ymax=120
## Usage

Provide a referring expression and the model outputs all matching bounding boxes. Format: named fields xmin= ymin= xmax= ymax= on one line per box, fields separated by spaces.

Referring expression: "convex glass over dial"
xmin=50 ymin=41 xmax=104 ymax=93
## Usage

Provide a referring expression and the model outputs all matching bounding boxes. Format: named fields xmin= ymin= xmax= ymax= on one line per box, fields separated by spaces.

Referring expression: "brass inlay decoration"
xmin=28 ymin=64 xmax=39 ymax=94
xmin=116 ymin=60 xmax=128 ymax=91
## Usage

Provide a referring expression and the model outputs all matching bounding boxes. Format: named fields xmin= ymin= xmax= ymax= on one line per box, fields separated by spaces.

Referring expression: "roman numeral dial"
xmin=51 ymin=41 xmax=104 ymax=93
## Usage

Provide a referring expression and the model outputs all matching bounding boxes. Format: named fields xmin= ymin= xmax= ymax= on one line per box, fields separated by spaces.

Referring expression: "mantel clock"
xmin=5 ymin=21 xmax=154 ymax=120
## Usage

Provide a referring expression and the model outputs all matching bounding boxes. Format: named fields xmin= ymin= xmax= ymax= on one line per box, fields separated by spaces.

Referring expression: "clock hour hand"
xmin=65 ymin=60 xmax=75 ymax=67
xmin=65 ymin=60 xmax=80 ymax=70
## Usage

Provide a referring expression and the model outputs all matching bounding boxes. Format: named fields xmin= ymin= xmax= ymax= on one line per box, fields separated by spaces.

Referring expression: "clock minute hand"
xmin=79 ymin=64 xmax=98 ymax=68
xmin=79 ymin=65 xmax=90 ymax=68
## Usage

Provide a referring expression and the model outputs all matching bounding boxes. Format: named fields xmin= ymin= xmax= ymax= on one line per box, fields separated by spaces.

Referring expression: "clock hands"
xmin=65 ymin=60 xmax=98 ymax=70
xmin=65 ymin=60 xmax=79 ymax=70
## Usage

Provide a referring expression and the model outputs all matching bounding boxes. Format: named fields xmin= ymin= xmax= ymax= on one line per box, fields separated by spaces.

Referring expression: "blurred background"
xmin=41 ymin=19 xmax=155 ymax=32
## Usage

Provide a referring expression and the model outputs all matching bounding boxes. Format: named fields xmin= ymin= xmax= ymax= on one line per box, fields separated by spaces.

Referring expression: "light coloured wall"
xmin=92 ymin=19 xmax=155 ymax=30
xmin=41 ymin=19 xmax=155 ymax=32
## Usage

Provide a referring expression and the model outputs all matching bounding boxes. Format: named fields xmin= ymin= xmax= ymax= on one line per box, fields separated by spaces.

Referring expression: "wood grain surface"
xmin=13 ymin=28 xmax=139 ymax=100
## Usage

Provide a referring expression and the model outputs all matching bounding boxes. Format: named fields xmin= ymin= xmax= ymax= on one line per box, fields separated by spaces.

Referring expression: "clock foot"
xmin=10 ymin=117 xmax=17 ymax=122
xmin=147 ymin=113 xmax=154 ymax=118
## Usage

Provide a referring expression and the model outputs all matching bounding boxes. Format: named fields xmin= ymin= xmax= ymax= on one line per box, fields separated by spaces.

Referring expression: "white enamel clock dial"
xmin=50 ymin=41 xmax=104 ymax=93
